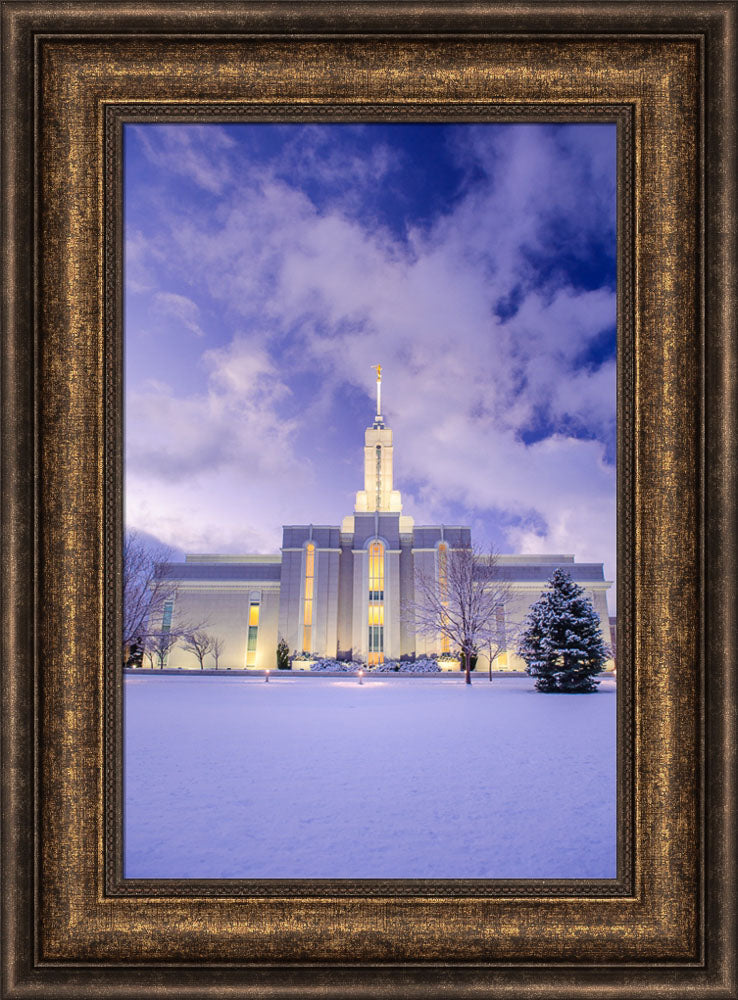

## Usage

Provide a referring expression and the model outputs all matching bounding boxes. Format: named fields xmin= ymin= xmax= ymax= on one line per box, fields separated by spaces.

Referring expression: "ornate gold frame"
xmin=1 ymin=3 xmax=735 ymax=997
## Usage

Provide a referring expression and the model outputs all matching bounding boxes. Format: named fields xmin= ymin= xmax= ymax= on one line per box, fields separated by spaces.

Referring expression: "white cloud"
xmin=134 ymin=124 xmax=236 ymax=194
xmin=125 ymin=229 xmax=161 ymax=294
xmin=276 ymin=125 xmax=402 ymax=209
xmin=152 ymin=292 xmax=205 ymax=337
xmin=127 ymin=334 xmax=301 ymax=481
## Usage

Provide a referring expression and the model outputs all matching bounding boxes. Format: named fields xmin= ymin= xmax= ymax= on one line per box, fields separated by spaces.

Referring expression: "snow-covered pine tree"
xmin=517 ymin=568 xmax=610 ymax=693
xmin=276 ymin=637 xmax=290 ymax=670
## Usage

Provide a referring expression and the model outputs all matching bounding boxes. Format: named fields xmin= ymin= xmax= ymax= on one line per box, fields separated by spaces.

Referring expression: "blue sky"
xmin=124 ymin=122 xmax=616 ymax=584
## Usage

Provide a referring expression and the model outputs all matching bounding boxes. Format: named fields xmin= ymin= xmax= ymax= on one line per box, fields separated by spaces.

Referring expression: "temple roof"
xmin=160 ymin=562 xmax=281 ymax=582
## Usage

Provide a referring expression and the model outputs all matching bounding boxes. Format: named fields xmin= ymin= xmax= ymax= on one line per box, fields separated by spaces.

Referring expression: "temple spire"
xmin=370 ymin=363 xmax=383 ymax=427
xmin=354 ymin=364 xmax=402 ymax=514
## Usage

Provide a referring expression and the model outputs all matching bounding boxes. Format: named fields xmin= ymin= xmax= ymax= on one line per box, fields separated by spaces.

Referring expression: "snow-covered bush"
xmin=373 ymin=660 xmax=400 ymax=673
xmin=399 ymin=658 xmax=441 ymax=673
xmin=308 ymin=657 xmax=442 ymax=674
xmin=310 ymin=658 xmax=362 ymax=673
xmin=373 ymin=658 xmax=441 ymax=674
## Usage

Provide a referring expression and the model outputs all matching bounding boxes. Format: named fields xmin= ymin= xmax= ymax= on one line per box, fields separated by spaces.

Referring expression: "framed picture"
xmin=121 ymin=117 xmax=620 ymax=886
xmin=1 ymin=3 xmax=735 ymax=998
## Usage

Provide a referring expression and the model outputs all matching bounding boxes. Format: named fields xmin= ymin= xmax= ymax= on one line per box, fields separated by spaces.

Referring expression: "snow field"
xmin=124 ymin=674 xmax=616 ymax=879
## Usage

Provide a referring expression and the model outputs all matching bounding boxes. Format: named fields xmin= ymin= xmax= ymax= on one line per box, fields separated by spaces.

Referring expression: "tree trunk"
xmin=465 ymin=650 xmax=471 ymax=685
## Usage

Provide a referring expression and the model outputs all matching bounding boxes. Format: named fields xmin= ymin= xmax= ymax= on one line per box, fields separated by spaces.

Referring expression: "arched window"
xmin=438 ymin=543 xmax=450 ymax=654
xmin=368 ymin=540 xmax=385 ymax=666
xmin=302 ymin=543 xmax=315 ymax=653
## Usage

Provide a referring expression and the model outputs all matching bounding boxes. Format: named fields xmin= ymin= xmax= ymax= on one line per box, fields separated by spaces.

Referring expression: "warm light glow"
xmin=368 ymin=604 xmax=384 ymax=627
xmin=246 ymin=597 xmax=260 ymax=667
xmin=303 ymin=543 xmax=315 ymax=652
xmin=368 ymin=541 xmax=384 ymax=599
xmin=291 ymin=657 xmax=315 ymax=671
xmin=367 ymin=540 xmax=385 ymax=666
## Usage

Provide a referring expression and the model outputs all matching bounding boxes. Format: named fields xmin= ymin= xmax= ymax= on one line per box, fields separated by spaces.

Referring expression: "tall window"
xmin=368 ymin=540 xmax=384 ymax=665
xmin=302 ymin=543 xmax=315 ymax=653
xmin=246 ymin=594 xmax=260 ymax=667
xmin=438 ymin=543 xmax=450 ymax=654
xmin=495 ymin=604 xmax=506 ymax=654
xmin=159 ymin=600 xmax=174 ymax=668
xmin=161 ymin=600 xmax=174 ymax=633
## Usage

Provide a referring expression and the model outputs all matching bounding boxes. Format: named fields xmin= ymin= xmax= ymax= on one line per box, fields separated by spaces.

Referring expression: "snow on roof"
xmin=160 ymin=561 xmax=282 ymax=582
xmin=493 ymin=563 xmax=605 ymax=583
xmin=185 ymin=554 xmax=281 ymax=564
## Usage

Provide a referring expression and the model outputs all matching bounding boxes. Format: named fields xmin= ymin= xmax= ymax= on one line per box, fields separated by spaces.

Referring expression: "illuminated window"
xmin=495 ymin=604 xmax=506 ymax=647
xmin=158 ymin=600 xmax=175 ymax=668
xmin=438 ymin=543 xmax=450 ymax=654
xmin=246 ymin=595 xmax=260 ymax=667
xmin=368 ymin=540 xmax=385 ymax=665
xmin=161 ymin=600 xmax=173 ymax=633
xmin=302 ymin=543 xmax=315 ymax=653
xmin=368 ymin=539 xmax=384 ymax=601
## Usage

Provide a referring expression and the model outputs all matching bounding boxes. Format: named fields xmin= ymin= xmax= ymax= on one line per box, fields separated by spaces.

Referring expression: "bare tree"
xmin=403 ymin=545 xmax=513 ymax=685
xmin=147 ymin=629 xmax=180 ymax=670
xmin=210 ymin=635 xmax=224 ymax=670
xmin=123 ymin=529 xmax=178 ymax=657
xmin=483 ymin=602 xmax=522 ymax=683
xmin=182 ymin=630 xmax=215 ymax=670
xmin=123 ymin=529 xmax=211 ymax=671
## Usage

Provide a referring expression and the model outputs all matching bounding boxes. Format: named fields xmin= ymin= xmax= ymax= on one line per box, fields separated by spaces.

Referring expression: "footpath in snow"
xmin=124 ymin=674 xmax=617 ymax=880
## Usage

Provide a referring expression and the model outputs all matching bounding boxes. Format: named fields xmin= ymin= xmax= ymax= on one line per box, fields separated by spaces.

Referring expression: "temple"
xmin=155 ymin=367 xmax=614 ymax=671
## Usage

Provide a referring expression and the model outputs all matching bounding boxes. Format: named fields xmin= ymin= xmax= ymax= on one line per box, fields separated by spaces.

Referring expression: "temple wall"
xmin=278 ymin=549 xmax=303 ymax=654
xmin=399 ymin=535 xmax=415 ymax=656
xmin=162 ymin=585 xmax=280 ymax=671
xmin=336 ymin=536 xmax=355 ymax=659
xmin=384 ymin=550 xmax=401 ymax=659
xmin=315 ymin=548 xmax=340 ymax=657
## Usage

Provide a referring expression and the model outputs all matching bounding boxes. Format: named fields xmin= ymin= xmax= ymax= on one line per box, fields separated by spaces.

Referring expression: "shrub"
xmin=310 ymin=659 xmax=362 ymax=673
xmin=276 ymin=637 xmax=290 ymax=670
xmin=374 ymin=658 xmax=441 ymax=674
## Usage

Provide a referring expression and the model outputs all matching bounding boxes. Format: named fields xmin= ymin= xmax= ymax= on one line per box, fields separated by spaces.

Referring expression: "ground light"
xmin=265 ymin=669 xmax=270 ymax=683
xmin=358 ymin=669 xmax=364 ymax=685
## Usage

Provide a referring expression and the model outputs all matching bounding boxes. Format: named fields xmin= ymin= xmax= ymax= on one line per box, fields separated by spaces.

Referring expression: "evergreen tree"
xmin=517 ymin=568 xmax=609 ymax=693
xmin=276 ymin=636 xmax=290 ymax=670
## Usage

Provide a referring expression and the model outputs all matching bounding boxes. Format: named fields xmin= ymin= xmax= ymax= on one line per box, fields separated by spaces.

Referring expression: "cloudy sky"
xmin=124 ymin=122 xmax=616 ymax=584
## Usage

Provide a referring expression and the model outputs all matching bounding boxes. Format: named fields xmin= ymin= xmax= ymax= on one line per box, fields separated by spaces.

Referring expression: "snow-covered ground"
xmin=124 ymin=674 xmax=616 ymax=879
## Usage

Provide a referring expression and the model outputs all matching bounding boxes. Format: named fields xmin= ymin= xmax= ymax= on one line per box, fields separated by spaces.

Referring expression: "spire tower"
xmin=370 ymin=363 xmax=384 ymax=427
xmin=354 ymin=365 xmax=402 ymax=514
